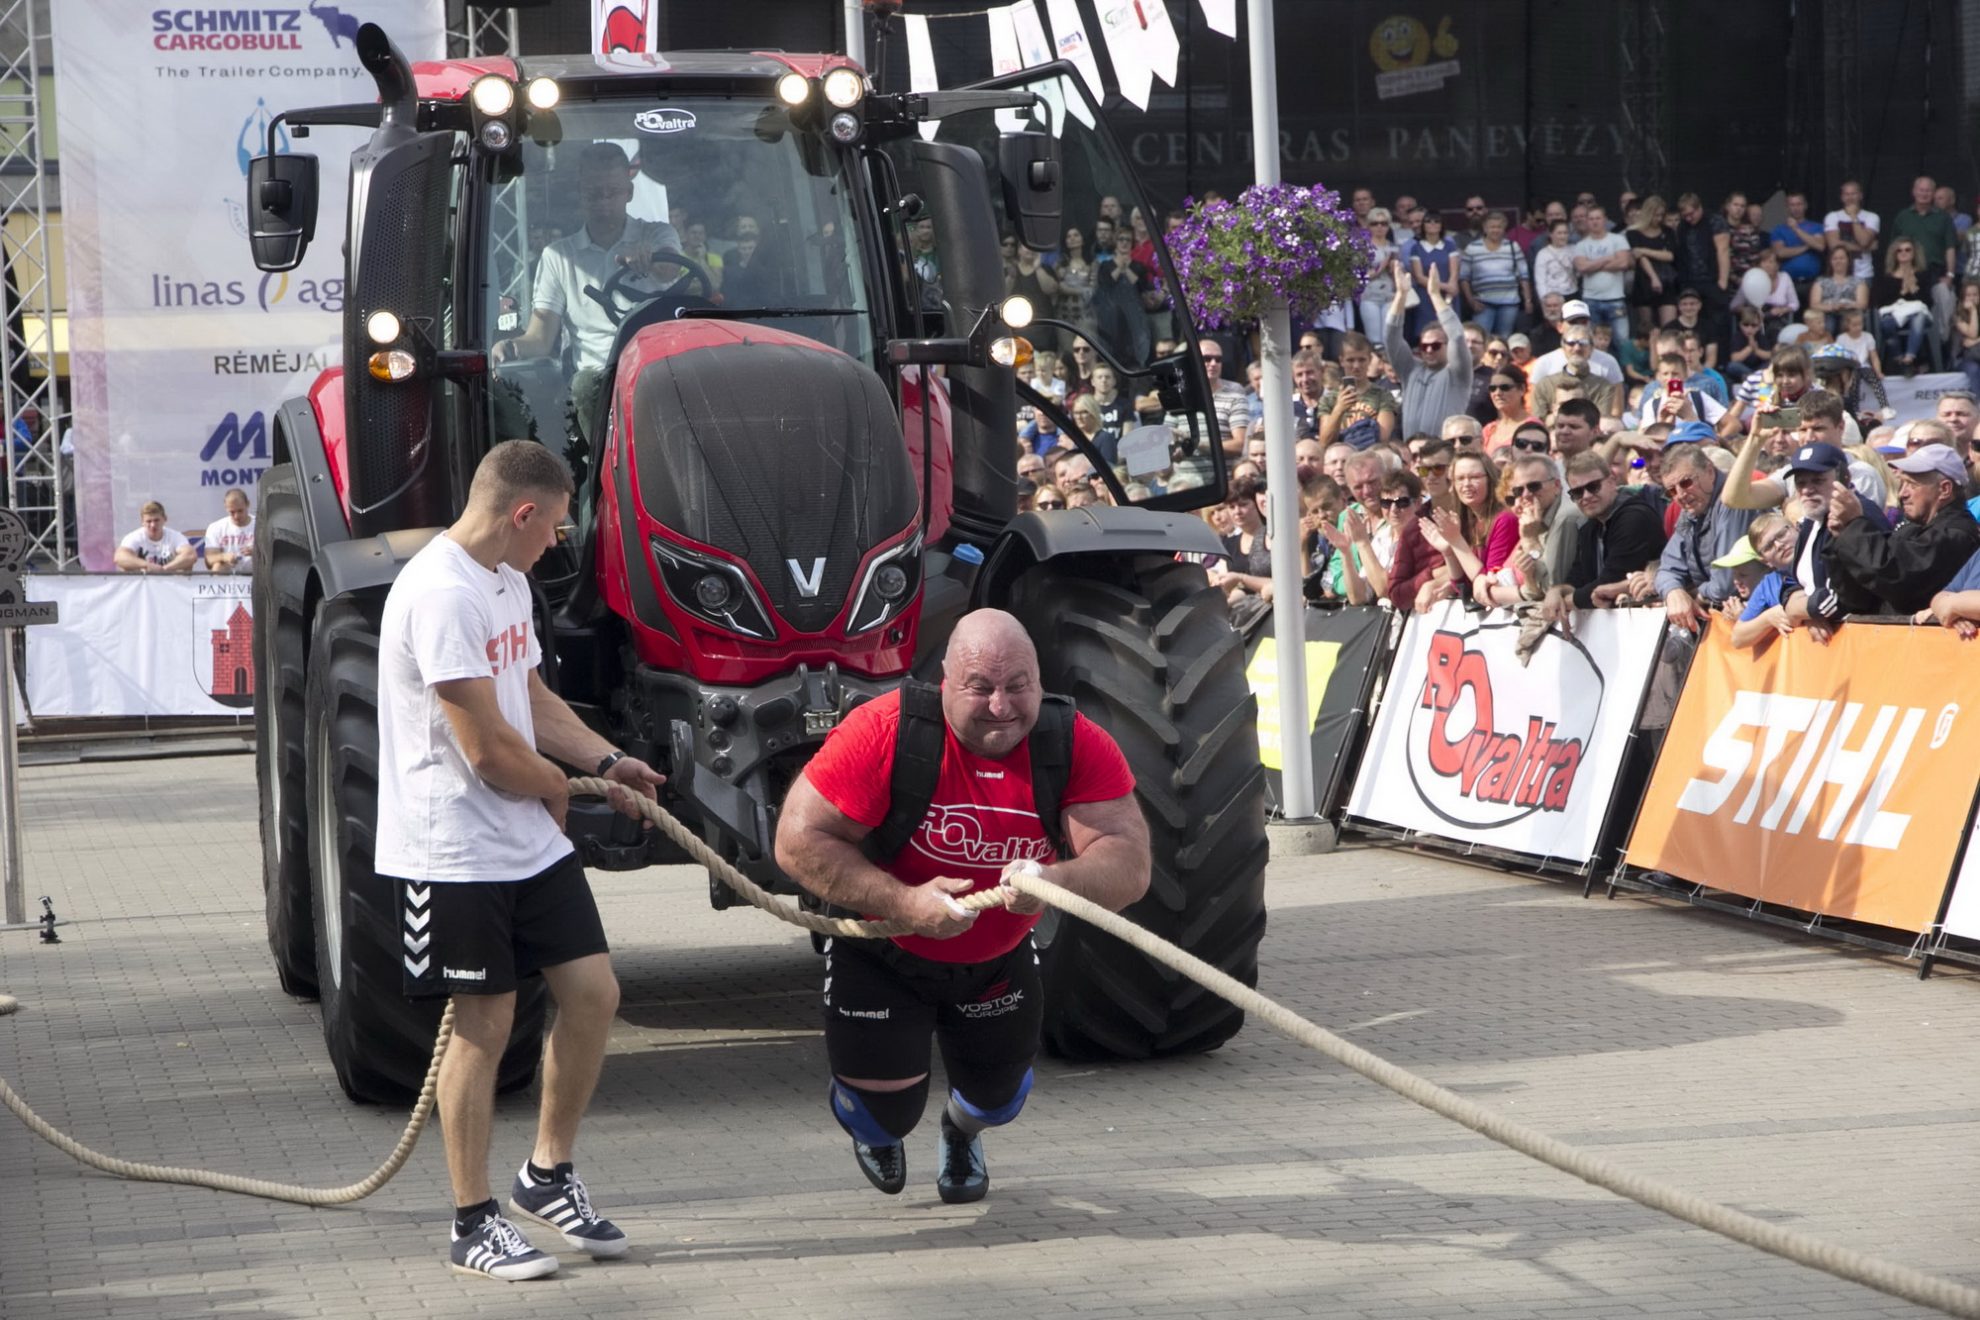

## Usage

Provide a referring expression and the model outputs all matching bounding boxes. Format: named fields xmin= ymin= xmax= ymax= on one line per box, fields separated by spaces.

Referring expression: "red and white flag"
xmin=593 ymin=0 xmax=658 ymax=56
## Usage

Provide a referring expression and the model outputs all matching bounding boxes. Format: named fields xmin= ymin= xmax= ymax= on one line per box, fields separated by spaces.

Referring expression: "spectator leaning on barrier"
xmin=204 ymin=487 xmax=255 ymax=574
xmin=1917 ymin=542 xmax=1980 ymax=635
xmin=1474 ymin=452 xmax=1584 ymax=609
xmin=1726 ymin=512 xmax=1802 ymax=650
xmin=115 ymin=501 xmax=196 ymax=574
xmin=1650 ymin=443 xmax=1760 ymax=631
xmin=1357 ymin=467 xmax=1444 ymax=613
xmin=1820 ymin=441 xmax=1980 ymax=617
xmin=1547 ymin=449 xmax=1670 ymax=619
xmin=1384 ymin=261 xmax=1472 ymax=439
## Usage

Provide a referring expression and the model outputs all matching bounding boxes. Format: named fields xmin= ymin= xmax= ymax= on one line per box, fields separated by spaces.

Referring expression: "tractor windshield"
xmin=481 ymin=96 xmax=873 ymax=467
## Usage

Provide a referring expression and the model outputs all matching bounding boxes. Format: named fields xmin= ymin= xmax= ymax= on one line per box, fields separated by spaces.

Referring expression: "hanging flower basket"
xmin=1170 ymin=182 xmax=1376 ymax=331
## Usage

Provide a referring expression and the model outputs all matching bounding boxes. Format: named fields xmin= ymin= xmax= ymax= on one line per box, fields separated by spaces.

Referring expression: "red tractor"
xmin=246 ymin=23 xmax=1267 ymax=1103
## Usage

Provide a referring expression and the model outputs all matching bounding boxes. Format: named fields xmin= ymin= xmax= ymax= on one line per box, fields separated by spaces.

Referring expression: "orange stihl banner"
xmin=1626 ymin=621 xmax=1980 ymax=933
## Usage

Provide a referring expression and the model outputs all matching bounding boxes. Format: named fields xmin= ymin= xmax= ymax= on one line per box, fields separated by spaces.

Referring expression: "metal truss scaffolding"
xmin=448 ymin=3 xmax=520 ymax=59
xmin=0 ymin=0 xmax=66 ymax=567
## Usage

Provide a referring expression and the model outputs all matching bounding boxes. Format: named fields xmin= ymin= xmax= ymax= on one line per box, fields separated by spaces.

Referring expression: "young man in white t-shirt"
xmin=376 ymin=439 xmax=663 ymax=1282
xmin=114 ymin=501 xmax=196 ymax=573
xmin=1824 ymin=180 xmax=1881 ymax=280
xmin=202 ymin=487 xmax=255 ymax=573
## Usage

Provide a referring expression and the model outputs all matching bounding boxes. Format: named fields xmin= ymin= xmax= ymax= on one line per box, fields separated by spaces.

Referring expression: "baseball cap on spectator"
xmin=1704 ymin=446 xmax=1736 ymax=474
xmin=1891 ymin=443 xmax=1967 ymax=485
xmin=1875 ymin=438 xmax=1907 ymax=456
xmin=1785 ymin=442 xmax=1848 ymax=474
xmin=1810 ymin=343 xmax=1857 ymax=375
xmin=1560 ymin=299 xmax=1591 ymax=322
xmin=1711 ymin=536 xmax=1761 ymax=569
xmin=1676 ymin=287 xmax=1702 ymax=302
xmin=1506 ymin=333 xmax=1531 ymax=350
xmin=1667 ymin=420 xmax=1717 ymax=447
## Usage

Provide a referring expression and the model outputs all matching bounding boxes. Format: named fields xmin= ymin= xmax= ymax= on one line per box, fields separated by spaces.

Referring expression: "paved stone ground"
xmin=4 ymin=752 xmax=1979 ymax=1319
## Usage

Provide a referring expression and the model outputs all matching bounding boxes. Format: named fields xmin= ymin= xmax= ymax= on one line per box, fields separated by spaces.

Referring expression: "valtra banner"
xmin=1626 ymin=622 xmax=1980 ymax=934
xmin=1345 ymin=602 xmax=1665 ymax=866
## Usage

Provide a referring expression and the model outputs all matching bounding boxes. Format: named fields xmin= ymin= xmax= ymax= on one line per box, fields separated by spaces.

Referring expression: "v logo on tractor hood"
xmin=787 ymin=557 xmax=826 ymax=597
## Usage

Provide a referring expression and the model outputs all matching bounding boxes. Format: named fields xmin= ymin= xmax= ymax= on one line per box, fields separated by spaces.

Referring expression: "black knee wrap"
xmin=945 ymin=1057 xmax=1033 ymax=1122
xmin=830 ymin=1078 xmax=930 ymax=1143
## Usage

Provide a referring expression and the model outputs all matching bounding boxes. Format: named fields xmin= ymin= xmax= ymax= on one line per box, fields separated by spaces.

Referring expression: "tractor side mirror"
xmin=246 ymin=153 xmax=320 ymax=273
xmin=996 ymin=131 xmax=1061 ymax=253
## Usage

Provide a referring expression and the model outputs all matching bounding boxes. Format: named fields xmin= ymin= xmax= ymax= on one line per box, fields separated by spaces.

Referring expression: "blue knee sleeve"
xmin=951 ymin=1066 xmax=1033 ymax=1128
xmin=830 ymin=1079 xmax=926 ymax=1145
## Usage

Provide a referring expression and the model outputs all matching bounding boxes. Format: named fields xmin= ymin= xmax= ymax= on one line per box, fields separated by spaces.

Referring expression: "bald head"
xmin=941 ymin=609 xmax=1042 ymax=758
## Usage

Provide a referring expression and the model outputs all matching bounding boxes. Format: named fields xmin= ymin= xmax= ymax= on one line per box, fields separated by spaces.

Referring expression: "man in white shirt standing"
xmin=1527 ymin=301 xmax=1624 ymax=384
xmin=203 ymin=487 xmax=255 ymax=573
xmin=376 ymin=440 xmax=663 ymax=1281
xmin=1823 ymin=180 xmax=1881 ymax=281
xmin=1570 ymin=206 xmax=1632 ymax=339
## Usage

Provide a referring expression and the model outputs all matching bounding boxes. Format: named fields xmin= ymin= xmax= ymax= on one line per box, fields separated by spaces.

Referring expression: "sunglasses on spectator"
xmin=1416 ymin=340 xmax=1446 ymax=353
xmin=1563 ymin=338 xmax=1591 ymax=349
xmin=1511 ymin=479 xmax=1550 ymax=498
xmin=1483 ymin=347 xmax=1507 ymax=359
xmin=1034 ymin=497 xmax=1065 ymax=509
xmin=1511 ymin=437 xmax=1550 ymax=452
xmin=1566 ymin=478 xmax=1606 ymax=500
xmin=1202 ymin=353 xmax=1223 ymax=361
xmin=1487 ymin=382 xmax=1519 ymax=393
xmin=1465 ymin=205 xmax=1485 ymax=213
xmin=1663 ymin=475 xmax=1697 ymax=498
xmin=1415 ymin=461 xmax=1450 ymax=475
xmin=1379 ymin=495 xmax=1415 ymax=509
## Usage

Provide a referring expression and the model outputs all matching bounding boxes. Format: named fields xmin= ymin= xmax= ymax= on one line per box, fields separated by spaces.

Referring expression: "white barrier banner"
xmin=52 ymin=1 xmax=445 ymax=572
xmin=24 ymin=575 xmax=254 ymax=718
xmin=1345 ymin=601 xmax=1665 ymax=866
xmin=1940 ymin=826 xmax=1980 ymax=941
xmin=1877 ymin=371 xmax=1966 ymax=426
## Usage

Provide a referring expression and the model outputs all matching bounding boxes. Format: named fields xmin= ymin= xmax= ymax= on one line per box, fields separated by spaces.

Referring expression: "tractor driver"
xmin=774 ymin=609 xmax=1151 ymax=1203
xmin=493 ymin=141 xmax=684 ymax=386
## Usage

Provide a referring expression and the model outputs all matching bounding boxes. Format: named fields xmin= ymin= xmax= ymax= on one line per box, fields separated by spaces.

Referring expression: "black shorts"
xmin=390 ymin=852 xmax=608 ymax=999
xmin=823 ymin=935 xmax=1042 ymax=1089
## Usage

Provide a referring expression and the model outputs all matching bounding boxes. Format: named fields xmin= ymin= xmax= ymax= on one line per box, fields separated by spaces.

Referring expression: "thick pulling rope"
xmin=3 ymin=781 xmax=1979 ymax=1316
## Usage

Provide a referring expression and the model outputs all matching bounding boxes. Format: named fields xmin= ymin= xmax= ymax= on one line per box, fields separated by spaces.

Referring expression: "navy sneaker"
xmin=508 ymin=1165 xmax=629 ymax=1258
xmin=854 ymin=1139 xmax=907 ymax=1195
xmin=936 ymin=1112 xmax=988 ymax=1204
xmin=449 ymin=1211 xmax=558 ymax=1281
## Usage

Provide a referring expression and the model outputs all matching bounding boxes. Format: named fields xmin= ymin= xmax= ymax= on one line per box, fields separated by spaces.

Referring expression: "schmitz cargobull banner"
xmin=52 ymin=1 xmax=444 ymax=570
xmin=1627 ymin=622 xmax=1980 ymax=935
xmin=1345 ymin=601 xmax=1665 ymax=867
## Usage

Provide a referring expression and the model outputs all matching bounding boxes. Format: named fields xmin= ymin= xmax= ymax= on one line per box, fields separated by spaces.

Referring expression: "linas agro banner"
xmin=51 ymin=1 xmax=445 ymax=570
xmin=1627 ymin=623 xmax=1980 ymax=935
xmin=1345 ymin=601 xmax=1664 ymax=866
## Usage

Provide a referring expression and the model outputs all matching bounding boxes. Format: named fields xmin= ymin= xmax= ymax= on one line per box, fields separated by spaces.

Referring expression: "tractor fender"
xmin=970 ymin=506 xmax=1227 ymax=609
xmin=270 ymin=396 xmax=352 ymax=563
xmin=271 ymin=395 xmax=443 ymax=602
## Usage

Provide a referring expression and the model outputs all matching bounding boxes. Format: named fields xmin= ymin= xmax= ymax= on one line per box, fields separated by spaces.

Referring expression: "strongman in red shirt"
xmin=775 ymin=609 xmax=1150 ymax=1202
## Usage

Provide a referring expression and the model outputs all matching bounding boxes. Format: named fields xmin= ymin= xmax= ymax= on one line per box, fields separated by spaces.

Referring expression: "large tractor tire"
xmin=1010 ymin=557 xmax=1269 ymax=1060
xmin=254 ymin=464 xmax=317 ymax=998
xmin=304 ymin=600 xmax=546 ymax=1104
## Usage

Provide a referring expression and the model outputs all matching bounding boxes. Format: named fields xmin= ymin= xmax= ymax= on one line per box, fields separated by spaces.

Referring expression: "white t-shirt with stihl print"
xmin=374 ymin=533 xmax=572 ymax=882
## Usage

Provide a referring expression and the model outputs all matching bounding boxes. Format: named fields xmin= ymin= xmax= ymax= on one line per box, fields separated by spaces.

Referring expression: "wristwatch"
xmin=595 ymin=750 xmax=625 ymax=777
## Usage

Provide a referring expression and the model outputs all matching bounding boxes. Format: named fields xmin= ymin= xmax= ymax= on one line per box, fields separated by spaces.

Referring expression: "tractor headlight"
xmin=524 ymin=77 xmax=560 ymax=110
xmin=846 ymin=533 xmax=921 ymax=635
xmin=649 ymin=535 xmax=775 ymax=639
xmin=365 ymin=310 xmax=402 ymax=345
xmin=470 ymin=75 xmax=516 ymax=117
xmin=776 ymin=72 xmax=811 ymax=107
xmin=822 ymin=67 xmax=865 ymax=109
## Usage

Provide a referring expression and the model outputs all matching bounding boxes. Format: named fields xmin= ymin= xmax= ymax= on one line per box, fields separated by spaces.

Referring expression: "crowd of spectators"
xmin=1006 ymin=178 xmax=1980 ymax=647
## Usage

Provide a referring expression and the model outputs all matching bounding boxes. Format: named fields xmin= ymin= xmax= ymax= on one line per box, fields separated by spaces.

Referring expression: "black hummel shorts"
xmin=391 ymin=852 xmax=609 ymax=999
xmin=823 ymin=934 xmax=1042 ymax=1096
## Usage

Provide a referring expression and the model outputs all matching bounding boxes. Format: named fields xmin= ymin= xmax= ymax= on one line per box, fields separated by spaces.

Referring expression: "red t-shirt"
xmin=801 ymin=687 xmax=1136 ymax=963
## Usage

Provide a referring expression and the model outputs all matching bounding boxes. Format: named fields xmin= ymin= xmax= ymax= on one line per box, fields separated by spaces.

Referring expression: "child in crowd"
xmin=1834 ymin=307 xmax=1880 ymax=373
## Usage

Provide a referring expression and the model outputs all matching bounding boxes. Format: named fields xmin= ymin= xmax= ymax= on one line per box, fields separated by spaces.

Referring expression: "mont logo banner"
xmin=1346 ymin=601 xmax=1664 ymax=867
xmin=1627 ymin=622 xmax=1980 ymax=935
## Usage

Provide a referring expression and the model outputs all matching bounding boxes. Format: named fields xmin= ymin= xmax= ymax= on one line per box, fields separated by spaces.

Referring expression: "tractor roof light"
xmin=478 ymin=119 xmax=514 ymax=151
xmin=999 ymin=294 xmax=1034 ymax=329
xmin=821 ymin=67 xmax=865 ymax=109
xmin=469 ymin=74 xmax=516 ymax=117
xmin=365 ymin=310 xmax=402 ymax=345
xmin=990 ymin=335 xmax=1034 ymax=369
xmin=524 ymin=76 xmax=560 ymax=110
xmin=775 ymin=72 xmax=812 ymax=107
xmin=827 ymin=111 xmax=861 ymax=144
xmin=367 ymin=349 xmax=417 ymax=382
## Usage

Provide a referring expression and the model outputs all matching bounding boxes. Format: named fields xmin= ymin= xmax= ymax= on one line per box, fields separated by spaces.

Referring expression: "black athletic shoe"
xmin=936 ymin=1112 xmax=988 ymax=1204
xmin=508 ymin=1166 xmax=629 ymax=1258
xmin=854 ymin=1140 xmax=907 ymax=1195
xmin=449 ymin=1211 xmax=559 ymax=1281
